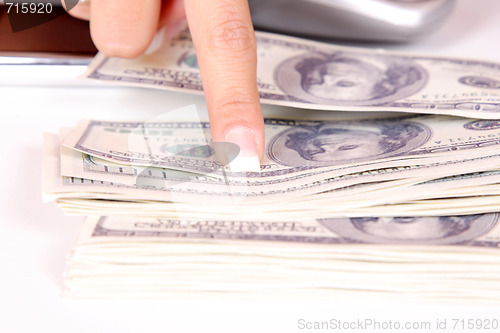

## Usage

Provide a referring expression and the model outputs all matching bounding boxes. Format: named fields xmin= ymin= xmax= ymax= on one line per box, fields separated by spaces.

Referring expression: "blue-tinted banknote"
xmin=63 ymin=115 xmax=500 ymax=175
xmin=83 ymin=31 xmax=500 ymax=119
xmin=43 ymin=114 xmax=500 ymax=217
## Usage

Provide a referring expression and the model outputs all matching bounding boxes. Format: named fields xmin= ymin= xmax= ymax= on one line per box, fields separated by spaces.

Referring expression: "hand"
xmin=67 ymin=0 xmax=264 ymax=172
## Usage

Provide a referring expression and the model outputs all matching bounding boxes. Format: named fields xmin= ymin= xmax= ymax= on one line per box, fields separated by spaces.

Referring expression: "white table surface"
xmin=1 ymin=1 xmax=500 ymax=332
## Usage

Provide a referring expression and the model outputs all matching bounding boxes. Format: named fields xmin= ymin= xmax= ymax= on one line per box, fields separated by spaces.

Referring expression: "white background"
xmin=1 ymin=1 xmax=500 ymax=332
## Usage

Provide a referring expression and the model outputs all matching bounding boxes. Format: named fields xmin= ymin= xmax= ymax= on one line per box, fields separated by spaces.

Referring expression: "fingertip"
xmin=91 ymin=37 xmax=151 ymax=59
xmin=223 ymin=125 xmax=263 ymax=172
xmin=64 ymin=0 xmax=90 ymax=20
xmin=89 ymin=0 xmax=161 ymax=58
xmin=211 ymin=107 xmax=265 ymax=171
xmin=90 ymin=24 xmax=156 ymax=59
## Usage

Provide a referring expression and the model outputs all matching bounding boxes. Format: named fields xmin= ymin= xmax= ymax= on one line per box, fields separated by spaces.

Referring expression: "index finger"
xmin=183 ymin=0 xmax=264 ymax=172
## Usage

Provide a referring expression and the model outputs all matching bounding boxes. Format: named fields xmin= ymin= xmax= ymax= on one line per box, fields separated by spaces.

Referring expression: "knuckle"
xmin=212 ymin=89 xmax=259 ymax=116
xmin=205 ymin=5 xmax=255 ymax=53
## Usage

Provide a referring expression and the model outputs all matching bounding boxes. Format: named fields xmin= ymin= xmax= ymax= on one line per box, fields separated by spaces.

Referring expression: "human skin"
xmin=66 ymin=0 xmax=264 ymax=171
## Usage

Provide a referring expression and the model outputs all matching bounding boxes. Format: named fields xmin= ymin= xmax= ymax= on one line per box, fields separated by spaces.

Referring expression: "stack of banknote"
xmin=46 ymin=114 xmax=500 ymax=219
xmin=44 ymin=31 xmax=500 ymax=300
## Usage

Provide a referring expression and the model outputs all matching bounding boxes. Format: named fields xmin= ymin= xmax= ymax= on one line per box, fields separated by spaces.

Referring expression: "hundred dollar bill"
xmin=59 ymin=139 xmax=417 ymax=191
xmin=64 ymin=215 xmax=500 ymax=300
xmin=84 ymin=31 xmax=500 ymax=119
xmin=59 ymin=132 xmax=500 ymax=199
xmin=79 ymin=214 xmax=500 ymax=248
xmin=55 ymin=120 xmax=498 ymax=200
xmin=48 ymin=133 xmax=424 ymax=206
xmin=63 ymin=115 xmax=500 ymax=178
xmin=47 ymin=136 xmax=500 ymax=219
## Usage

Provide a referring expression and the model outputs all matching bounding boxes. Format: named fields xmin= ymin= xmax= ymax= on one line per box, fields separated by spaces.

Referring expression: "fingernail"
xmin=146 ymin=19 xmax=188 ymax=54
xmin=224 ymin=126 xmax=261 ymax=172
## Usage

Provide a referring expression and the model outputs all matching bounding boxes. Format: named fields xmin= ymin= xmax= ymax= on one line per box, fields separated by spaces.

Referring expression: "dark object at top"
xmin=248 ymin=0 xmax=456 ymax=42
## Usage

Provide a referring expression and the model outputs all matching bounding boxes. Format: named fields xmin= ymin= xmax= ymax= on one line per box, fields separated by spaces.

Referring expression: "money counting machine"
xmin=249 ymin=0 xmax=456 ymax=42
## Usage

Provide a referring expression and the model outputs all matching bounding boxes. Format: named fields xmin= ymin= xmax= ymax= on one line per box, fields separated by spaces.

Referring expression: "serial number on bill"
xmin=5 ymin=2 xmax=53 ymax=14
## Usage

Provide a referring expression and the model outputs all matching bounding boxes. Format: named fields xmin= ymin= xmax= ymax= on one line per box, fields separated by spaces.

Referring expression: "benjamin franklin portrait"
xmin=268 ymin=119 xmax=430 ymax=167
xmin=274 ymin=51 xmax=428 ymax=106
xmin=318 ymin=213 xmax=499 ymax=245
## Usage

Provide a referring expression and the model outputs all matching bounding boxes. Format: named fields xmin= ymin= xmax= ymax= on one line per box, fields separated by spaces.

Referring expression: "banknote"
xmin=49 ymin=129 xmax=500 ymax=213
xmin=48 ymin=133 xmax=424 ymax=207
xmin=59 ymin=139 xmax=420 ymax=192
xmin=58 ymin=132 xmax=500 ymax=200
xmin=82 ymin=214 xmax=500 ymax=247
xmin=83 ymin=31 xmax=500 ymax=119
xmin=63 ymin=215 xmax=500 ymax=300
xmin=62 ymin=115 xmax=500 ymax=178
xmin=49 ymin=160 xmax=500 ymax=218
xmin=45 ymin=112 xmax=500 ymax=216
xmin=53 ymin=190 xmax=500 ymax=219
